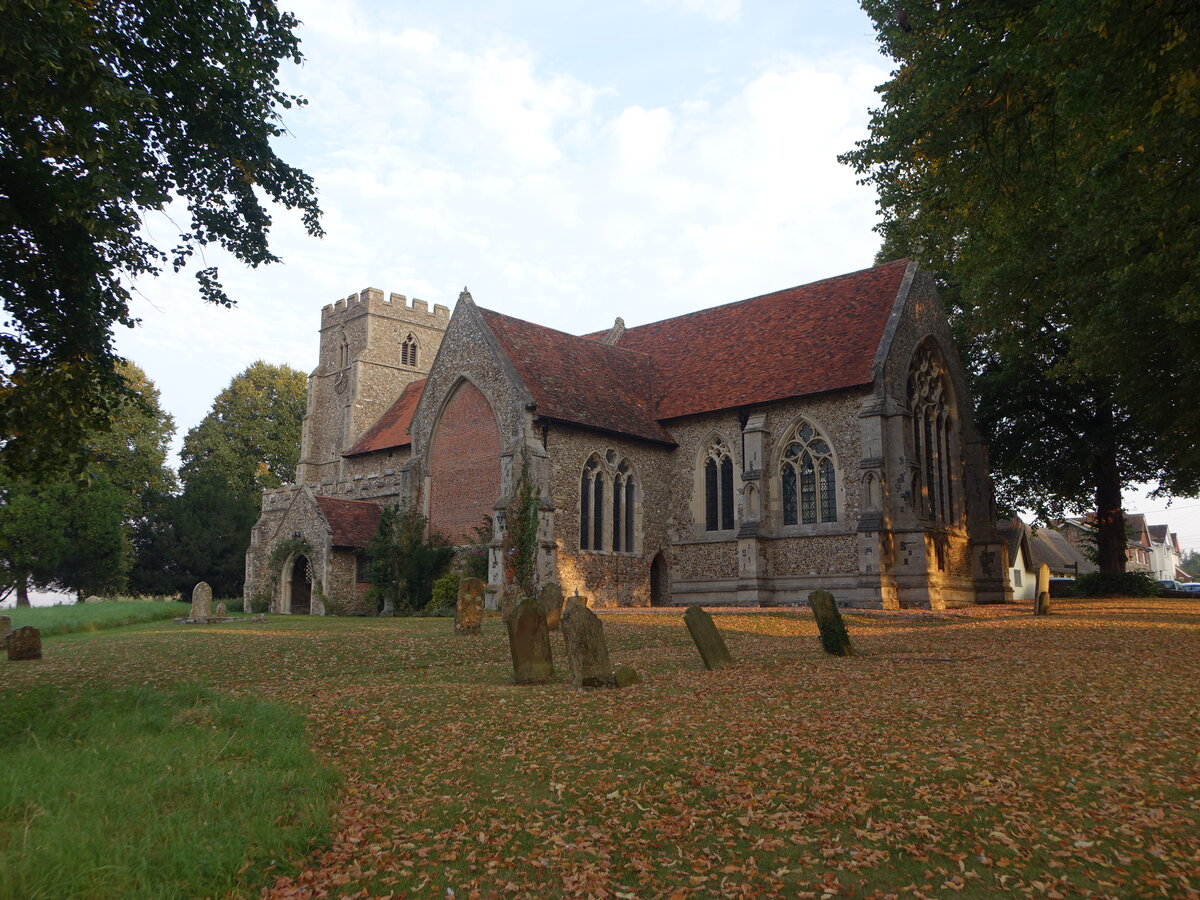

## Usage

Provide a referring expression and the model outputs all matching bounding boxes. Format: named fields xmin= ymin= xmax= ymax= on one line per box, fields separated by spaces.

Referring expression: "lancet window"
xmin=908 ymin=345 xmax=958 ymax=524
xmin=580 ymin=452 xmax=638 ymax=553
xmin=703 ymin=438 xmax=736 ymax=531
xmin=401 ymin=333 xmax=419 ymax=367
xmin=780 ymin=420 xmax=838 ymax=526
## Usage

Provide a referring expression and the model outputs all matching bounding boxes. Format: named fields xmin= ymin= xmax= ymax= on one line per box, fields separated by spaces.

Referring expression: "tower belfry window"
xmin=401 ymin=333 xmax=418 ymax=367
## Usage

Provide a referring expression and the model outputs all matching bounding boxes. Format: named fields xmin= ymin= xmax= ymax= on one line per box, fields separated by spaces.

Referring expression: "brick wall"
xmin=428 ymin=380 xmax=501 ymax=543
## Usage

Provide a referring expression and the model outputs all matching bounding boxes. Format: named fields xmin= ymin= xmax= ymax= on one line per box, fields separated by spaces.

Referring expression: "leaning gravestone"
xmin=507 ymin=598 xmax=554 ymax=684
xmin=540 ymin=582 xmax=565 ymax=631
xmin=501 ymin=584 xmax=523 ymax=624
xmin=683 ymin=606 xmax=733 ymax=670
xmin=561 ymin=603 xmax=616 ymax=688
xmin=808 ymin=590 xmax=856 ymax=656
xmin=190 ymin=582 xmax=213 ymax=619
xmin=7 ymin=626 xmax=42 ymax=661
xmin=455 ymin=577 xmax=485 ymax=634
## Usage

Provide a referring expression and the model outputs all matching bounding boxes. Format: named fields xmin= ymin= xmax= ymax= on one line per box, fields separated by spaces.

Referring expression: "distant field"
xmin=2 ymin=600 xmax=189 ymax=636
xmin=3 ymin=597 xmax=1198 ymax=898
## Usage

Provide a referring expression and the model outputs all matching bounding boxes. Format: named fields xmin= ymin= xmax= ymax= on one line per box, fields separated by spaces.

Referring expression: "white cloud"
xmin=644 ymin=0 xmax=742 ymax=23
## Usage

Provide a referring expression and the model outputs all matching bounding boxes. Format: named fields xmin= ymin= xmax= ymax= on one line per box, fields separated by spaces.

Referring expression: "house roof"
xmin=344 ymin=379 xmax=427 ymax=457
xmin=1029 ymin=527 xmax=1097 ymax=576
xmin=1125 ymin=513 xmax=1151 ymax=547
xmin=477 ymin=308 xmax=675 ymax=444
xmin=996 ymin=518 xmax=1033 ymax=567
xmin=597 ymin=258 xmax=911 ymax=420
xmin=1148 ymin=524 xmax=1169 ymax=544
xmin=314 ymin=495 xmax=383 ymax=548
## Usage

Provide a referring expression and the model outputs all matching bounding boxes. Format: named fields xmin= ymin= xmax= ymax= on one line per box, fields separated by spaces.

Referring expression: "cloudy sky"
xmin=109 ymin=0 xmax=1200 ymax=554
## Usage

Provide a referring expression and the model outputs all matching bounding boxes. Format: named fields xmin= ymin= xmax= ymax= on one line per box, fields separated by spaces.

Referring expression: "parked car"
xmin=1159 ymin=580 xmax=1181 ymax=591
xmin=1182 ymin=583 xmax=1200 ymax=593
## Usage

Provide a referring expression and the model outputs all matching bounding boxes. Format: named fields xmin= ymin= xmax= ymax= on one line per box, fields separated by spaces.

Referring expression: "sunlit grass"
xmin=2 ymin=600 xmax=189 ymax=637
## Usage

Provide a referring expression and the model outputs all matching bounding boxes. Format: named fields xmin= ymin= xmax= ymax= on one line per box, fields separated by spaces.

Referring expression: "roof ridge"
xmin=477 ymin=306 xmax=658 ymax=364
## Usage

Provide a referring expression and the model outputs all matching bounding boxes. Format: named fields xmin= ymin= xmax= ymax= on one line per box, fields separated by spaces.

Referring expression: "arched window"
xmin=703 ymin=438 xmax=736 ymax=531
xmin=780 ymin=420 xmax=838 ymax=526
xmin=908 ymin=344 xmax=958 ymax=524
xmin=580 ymin=452 xmax=637 ymax=553
xmin=401 ymin=333 xmax=418 ymax=367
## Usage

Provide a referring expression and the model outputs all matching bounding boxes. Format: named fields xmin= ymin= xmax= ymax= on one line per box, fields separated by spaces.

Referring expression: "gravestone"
xmin=501 ymin=584 xmax=523 ymax=624
xmin=190 ymin=582 xmax=212 ymax=619
xmin=540 ymin=582 xmax=565 ymax=631
xmin=1036 ymin=563 xmax=1051 ymax=600
xmin=683 ymin=606 xmax=733 ymax=670
xmin=808 ymin=590 xmax=856 ymax=656
xmin=1033 ymin=591 xmax=1052 ymax=616
xmin=251 ymin=614 xmax=268 ymax=624
xmin=614 ymin=664 xmax=642 ymax=688
xmin=561 ymin=603 xmax=616 ymax=688
xmin=84 ymin=595 xmax=103 ymax=604
xmin=215 ymin=602 xmax=227 ymax=618
xmin=455 ymin=577 xmax=485 ymax=634
xmin=507 ymin=598 xmax=554 ymax=684
xmin=563 ymin=591 xmax=588 ymax=617
xmin=0 ymin=615 xmax=10 ymax=641
xmin=7 ymin=626 xmax=42 ymax=661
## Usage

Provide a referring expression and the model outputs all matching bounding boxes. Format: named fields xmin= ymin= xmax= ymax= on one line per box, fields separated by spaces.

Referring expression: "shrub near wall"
xmin=1073 ymin=571 xmax=1160 ymax=597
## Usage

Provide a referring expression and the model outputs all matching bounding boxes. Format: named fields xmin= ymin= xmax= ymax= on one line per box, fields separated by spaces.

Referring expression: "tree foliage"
xmin=0 ymin=0 xmax=321 ymax=475
xmin=366 ymin=506 xmax=454 ymax=615
xmin=179 ymin=361 xmax=306 ymax=500
xmin=843 ymin=0 xmax=1200 ymax=571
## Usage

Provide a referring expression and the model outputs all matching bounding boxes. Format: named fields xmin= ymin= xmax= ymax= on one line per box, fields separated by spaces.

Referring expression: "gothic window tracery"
xmin=702 ymin=438 xmax=736 ymax=531
xmin=580 ymin=452 xmax=638 ymax=553
xmin=401 ymin=333 xmax=419 ymax=367
xmin=908 ymin=344 xmax=959 ymax=524
xmin=780 ymin=420 xmax=838 ymax=526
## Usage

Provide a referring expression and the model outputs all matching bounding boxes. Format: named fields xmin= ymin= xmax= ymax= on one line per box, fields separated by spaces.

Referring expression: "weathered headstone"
xmin=614 ymin=664 xmax=642 ymax=688
xmin=190 ymin=582 xmax=212 ymax=619
xmin=7 ymin=626 xmax=42 ymax=661
xmin=455 ymin=577 xmax=485 ymax=634
xmin=0 ymin=615 xmax=11 ymax=641
xmin=501 ymin=584 xmax=523 ymax=624
xmin=1033 ymin=591 xmax=1052 ymax=616
xmin=215 ymin=602 xmax=227 ymax=618
xmin=251 ymin=614 xmax=268 ymax=624
xmin=683 ymin=606 xmax=733 ymax=670
xmin=1036 ymin=563 xmax=1051 ymax=600
xmin=561 ymin=603 xmax=616 ymax=688
xmin=84 ymin=595 xmax=103 ymax=604
xmin=563 ymin=591 xmax=588 ymax=617
xmin=808 ymin=590 xmax=856 ymax=656
xmin=539 ymin=582 xmax=565 ymax=631
xmin=507 ymin=598 xmax=554 ymax=684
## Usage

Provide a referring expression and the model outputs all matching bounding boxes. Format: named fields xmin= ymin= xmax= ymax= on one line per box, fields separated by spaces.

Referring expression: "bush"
xmin=1073 ymin=570 xmax=1160 ymax=598
xmin=429 ymin=573 xmax=460 ymax=616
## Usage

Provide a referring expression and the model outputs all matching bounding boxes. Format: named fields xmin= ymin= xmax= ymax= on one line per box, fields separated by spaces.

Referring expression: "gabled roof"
xmin=314 ymin=496 xmax=383 ymax=548
xmin=996 ymin=518 xmax=1033 ymax=568
xmin=344 ymin=379 xmax=426 ymax=457
xmin=477 ymin=308 xmax=675 ymax=444
xmin=1030 ymin=528 xmax=1097 ymax=576
xmin=597 ymin=259 xmax=911 ymax=420
xmin=1148 ymin=524 xmax=1169 ymax=544
xmin=1125 ymin=513 xmax=1151 ymax=547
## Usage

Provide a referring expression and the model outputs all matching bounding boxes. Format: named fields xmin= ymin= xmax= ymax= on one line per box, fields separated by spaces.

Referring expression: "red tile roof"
xmin=478 ymin=309 xmax=675 ymax=444
xmin=344 ymin=379 xmax=426 ymax=457
xmin=314 ymin=495 xmax=383 ymax=548
xmin=603 ymin=259 xmax=911 ymax=420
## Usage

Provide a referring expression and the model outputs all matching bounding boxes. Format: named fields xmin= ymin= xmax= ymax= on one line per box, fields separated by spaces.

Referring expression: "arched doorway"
xmin=650 ymin=553 xmax=671 ymax=607
xmin=289 ymin=555 xmax=312 ymax=615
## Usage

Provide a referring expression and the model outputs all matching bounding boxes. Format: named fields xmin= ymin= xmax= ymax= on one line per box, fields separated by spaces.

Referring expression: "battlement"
xmin=321 ymin=287 xmax=451 ymax=327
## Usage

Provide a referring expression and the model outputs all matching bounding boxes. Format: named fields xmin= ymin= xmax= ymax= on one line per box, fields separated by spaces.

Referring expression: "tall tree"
xmin=0 ymin=0 xmax=321 ymax=476
xmin=842 ymin=0 xmax=1200 ymax=572
xmin=180 ymin=361 xmax=307 ymax=501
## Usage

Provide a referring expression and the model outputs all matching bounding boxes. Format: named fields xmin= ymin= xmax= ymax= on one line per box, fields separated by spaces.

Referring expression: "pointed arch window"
xmin=580 ymin=452 xmax=638 ymax=553
xmin=780 ymin=420 xmax=838 ymax=526
xmin=702 ymin=438 xmax=736 ymax=532
xmin=908 ymin=344 xmax=958 ymax=524
xmin=401 ymin=333 xmax=419 ymax=367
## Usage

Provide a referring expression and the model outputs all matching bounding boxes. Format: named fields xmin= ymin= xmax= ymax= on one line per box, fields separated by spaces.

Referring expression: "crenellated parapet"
xmin=321 ymin=288 xmax=450 ymax=329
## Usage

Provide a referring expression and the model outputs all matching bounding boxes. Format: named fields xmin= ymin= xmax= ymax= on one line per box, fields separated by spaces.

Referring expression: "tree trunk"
xmin=16 ymin=578 xmax=30 ymax=607
xmin=1093 ymin=442 xmax=1126 ymax=574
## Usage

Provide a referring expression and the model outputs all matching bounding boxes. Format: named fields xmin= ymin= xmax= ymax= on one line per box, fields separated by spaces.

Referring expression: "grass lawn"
xmin=2 ymin=600 xmax=190 ymax=636
xmin=3 ymin=598 xmax=1199 ymax=898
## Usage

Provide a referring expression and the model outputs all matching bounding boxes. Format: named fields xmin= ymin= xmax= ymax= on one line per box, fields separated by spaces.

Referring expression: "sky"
xmin=89 ymin=0 xmax=1200 ymax=567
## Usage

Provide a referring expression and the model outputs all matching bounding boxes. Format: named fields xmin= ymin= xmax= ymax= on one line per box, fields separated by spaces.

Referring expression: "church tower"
xmin=296 ymin=288 xmax=449 ymax=484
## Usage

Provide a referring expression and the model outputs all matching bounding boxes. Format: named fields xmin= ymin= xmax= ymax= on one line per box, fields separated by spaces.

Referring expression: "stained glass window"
xmin=780 ymin=420 xmax=837 ymax=526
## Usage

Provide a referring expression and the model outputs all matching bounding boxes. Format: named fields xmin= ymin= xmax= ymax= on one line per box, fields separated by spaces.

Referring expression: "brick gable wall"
xmin=428 ymin=380 xmax=501 ymax=543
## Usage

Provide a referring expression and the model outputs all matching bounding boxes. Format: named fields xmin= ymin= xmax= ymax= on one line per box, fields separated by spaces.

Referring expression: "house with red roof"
xmin=245 ymin=259 xmax=1012 ymax=613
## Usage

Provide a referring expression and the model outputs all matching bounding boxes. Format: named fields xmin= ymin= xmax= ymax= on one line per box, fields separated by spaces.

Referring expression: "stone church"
xmin=244 ymin=258 xmax=1012 ymax=614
